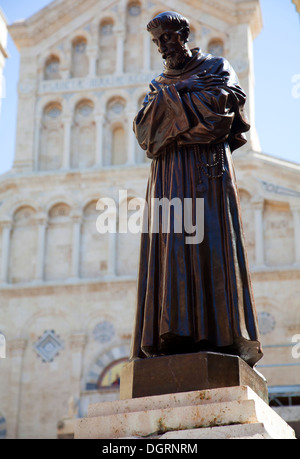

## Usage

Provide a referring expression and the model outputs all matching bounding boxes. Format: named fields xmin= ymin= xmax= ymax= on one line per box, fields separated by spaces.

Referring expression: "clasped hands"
xmin=175 ymin=71 xmax=226 ymax=94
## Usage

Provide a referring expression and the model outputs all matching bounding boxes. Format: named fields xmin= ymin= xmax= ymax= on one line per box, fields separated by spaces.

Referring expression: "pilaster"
xmin=6 ymin=338 xmax=27 ymax=439
xmin=252 ymin=198 xmax=265 ymax=267
xmin=0 ymin=219 xmax=12 ymax=284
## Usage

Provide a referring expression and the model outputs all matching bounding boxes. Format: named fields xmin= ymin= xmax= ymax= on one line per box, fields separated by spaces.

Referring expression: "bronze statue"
xmin=129 ymin=11 xmax=263 ymax=367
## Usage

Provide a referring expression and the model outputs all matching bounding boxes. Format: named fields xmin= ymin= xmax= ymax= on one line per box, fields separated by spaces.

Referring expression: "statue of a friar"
xmin=129 ymin=11 xmax=263 ymax=368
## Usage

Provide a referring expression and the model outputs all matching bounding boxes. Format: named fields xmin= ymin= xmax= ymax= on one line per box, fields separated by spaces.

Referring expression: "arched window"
xmin=112 ymin=125 xmax=126 ymax=165
xmin=80 ymin=200 xmax=109 ymax=278
xmin=97 ymin=358 xmax=128 ymax=389
xmin=45 ymin=203 xmax=72 ymax=281
xmin=124 ymin=2 xmax=143 ymax=72
xmin=9 ymin=206 xmax=38 ymax=283
xmin=39 ymin=102 xmax=63 ymax=171
xmin=85 ymin=345 xmax=130 ymax=390
xmin=98 ymin=19 xmax=116 ymax=75
xmin=128 ymin=2 xmax=141 ymax=17
xmin=71 ymin=100 xmax=95 ymax=169
xmin=104 ymin=98 xmax=127 ymax=165
xmin=207 ymin=38 xmax=224 ymax=57
xmin=44 ymin=55 xmax=61 ymax=80
xmin=71 ymin=37 xmax=89 ymax=78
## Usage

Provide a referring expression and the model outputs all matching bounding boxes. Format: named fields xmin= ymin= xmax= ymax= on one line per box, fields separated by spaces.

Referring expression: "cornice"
xmin=234 ymin=151 xmax=300 ymax=177
xmin=161 ymin=0 xmax=262 ymax=38
xmin=8 ymin=0 xmax=262 ymax=50
xmin=8 ymin=0 xmax=102 ymax=49
xmin=0 ymin=7 xmax=7 ymax=25
xmin=0 ymin=8 xmax=8 ymax=58
xmin=0 ymin=275 xmax=137 ymax=296
xmin=0 ymin=42 xmax=8 ymax=59
xmin=0 ymin=163 xmax=150 ymax=197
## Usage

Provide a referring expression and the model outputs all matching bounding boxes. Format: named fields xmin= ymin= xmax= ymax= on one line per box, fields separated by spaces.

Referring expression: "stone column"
xmin=291 ymin=204 xmax=300 ymax=265
xmin=0 ymin=219 xmax=12 ymax=284
xmin=252 ymin=200 xmax=265 ymax=267
xmin=33 ymin=116 xmax=41 ymax=171
xmin=88 ymin=46 xmax=98 ymax=77
xmin=6 ymin=338 xmax=27 ymax=439
xmin=35 ymin=214 xmax=47 ymax=282
xmin=115 ymin=30 xmax=125 ymax=74
xmin=62 ymin=116 xmax=73 ymax=169
xmin=126 ymin=110 xmax=136 ymax=164
xmin=69 ymin=332 xmax=87 ymax=402
xmin=70 ymin=213 xmax=82 ymax=279
xmin=95 ymin=113 xmax=105 ymax=167
xmin=60 ymin=69 xmax=70 ymax=80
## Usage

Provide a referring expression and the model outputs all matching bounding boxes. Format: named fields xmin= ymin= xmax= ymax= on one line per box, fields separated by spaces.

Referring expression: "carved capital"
xmin=34 ymin=212 xmax=48 ymax=226
xmin=86 ymin=45 xmax=98 ymax=58
xmin=95 ymin=112 xmax=105 ymax=122
xmin=62 ymin=115 xmax=73 ymax=125
xmin=290 ymin=201 xmax=300 ymax=212
xmin=70 ymin=210 xmax=82 ymax=224
xmin=7 ymin=338 xmax=27 ymax=357
xmin=70 ymin=332 xmax=87 ymax=352
xmin=251 ymin=198 xmax=264 ymax=211
xmin=0 ymin=218 xmax=13 ymax=230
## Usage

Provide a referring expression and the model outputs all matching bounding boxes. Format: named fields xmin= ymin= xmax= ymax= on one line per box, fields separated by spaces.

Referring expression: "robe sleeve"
xmin=133 ymin=57 xmax=250 ymax=158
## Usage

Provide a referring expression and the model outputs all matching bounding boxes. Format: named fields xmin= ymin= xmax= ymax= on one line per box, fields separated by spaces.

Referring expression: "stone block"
xmin=74 ymin=385 xmax=296 ymax=439
xmin=119 ymin=352 xmax=268 ymax=403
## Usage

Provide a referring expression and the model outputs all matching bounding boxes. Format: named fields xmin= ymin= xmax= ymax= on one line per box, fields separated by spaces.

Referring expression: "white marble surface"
xmin=75 ymin=385 xmax=296 ymax=440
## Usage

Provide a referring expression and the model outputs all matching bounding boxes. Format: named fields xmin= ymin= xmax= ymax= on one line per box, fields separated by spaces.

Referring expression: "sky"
xmin=0 ymin=0 xmax=299 ymax=175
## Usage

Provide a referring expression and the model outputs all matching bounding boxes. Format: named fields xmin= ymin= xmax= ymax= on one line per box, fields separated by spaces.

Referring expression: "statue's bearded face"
xmin=150 ymin=23 xmax=190 ymax=70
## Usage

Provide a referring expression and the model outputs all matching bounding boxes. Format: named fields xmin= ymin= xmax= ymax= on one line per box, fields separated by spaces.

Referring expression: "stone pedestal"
xmin=120 ymin=352 xmax=269 ymax=403
xmin=57 ymin=418 xmax=76 ymax=439
xmin=75 ymin=352 xmax=295 ymax=439
xmin=74 ymin=385 xmax=296 ymax=439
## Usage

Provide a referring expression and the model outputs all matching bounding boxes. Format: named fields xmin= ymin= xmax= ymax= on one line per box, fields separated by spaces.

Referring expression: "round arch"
xmin=36 ymin=96 xmax=66 ymax=119
xmin=69 ymin=30 xmax=91 ymax=47
xmin=8 ymin=201 xmax=39 ymax=219
xmin=84 ymin=344 xmax=130 ymax=391
xmin=43 ymin=54 xmax=61 ymax=80
xmin=68 ymin=93 xmax=98 ymax=115
xmin=45 ymin=197 xmax=77 ymax=217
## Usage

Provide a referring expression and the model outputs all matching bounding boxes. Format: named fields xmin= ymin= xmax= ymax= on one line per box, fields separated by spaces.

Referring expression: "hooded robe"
xmin=129 ymin=49 xmax=263 ymax=367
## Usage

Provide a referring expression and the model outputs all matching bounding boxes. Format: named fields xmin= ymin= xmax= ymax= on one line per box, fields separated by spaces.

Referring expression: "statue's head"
xmin=147 ymin=11 xmax=192 ymax=70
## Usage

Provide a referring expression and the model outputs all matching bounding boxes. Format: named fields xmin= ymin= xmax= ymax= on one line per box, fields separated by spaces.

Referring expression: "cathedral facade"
xmin=0 ymin=0 xmax=299 ymax=439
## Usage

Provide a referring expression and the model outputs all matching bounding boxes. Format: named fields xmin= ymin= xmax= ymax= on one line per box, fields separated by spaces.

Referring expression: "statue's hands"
xmin=175 ymin=71 xmax=226 ymax=94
